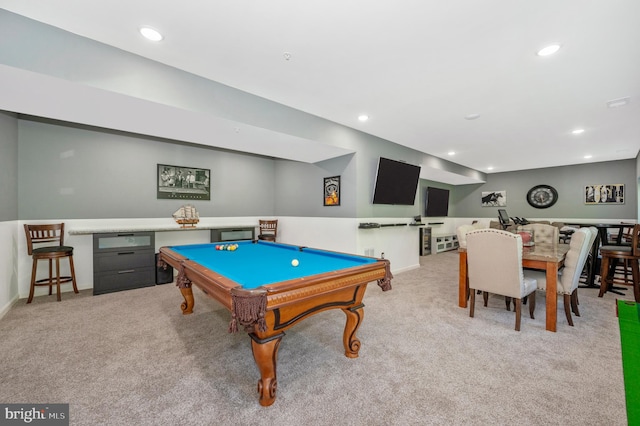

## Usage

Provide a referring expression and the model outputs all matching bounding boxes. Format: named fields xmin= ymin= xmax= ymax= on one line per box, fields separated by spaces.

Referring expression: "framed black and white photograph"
xmin=157 ymin=164 xmax=210 ymax=200
xmin=585 ymin=184 xmax=624 ymax=205
xmin=323 ymin=176 xmax=340 ymax=206
xmin=481 ymin=190 xmax=506 ymax=207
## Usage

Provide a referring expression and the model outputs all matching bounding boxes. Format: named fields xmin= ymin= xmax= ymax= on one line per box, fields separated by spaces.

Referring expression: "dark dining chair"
xmin=599 ymin=224 xmax=640 ymax=302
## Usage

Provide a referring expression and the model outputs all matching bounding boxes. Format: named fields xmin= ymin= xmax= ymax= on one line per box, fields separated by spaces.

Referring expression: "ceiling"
xmin=1 ymin=1 xmax=639 ymax=178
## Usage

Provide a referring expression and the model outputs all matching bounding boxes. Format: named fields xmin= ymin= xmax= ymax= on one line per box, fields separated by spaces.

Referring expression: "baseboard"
xmin=0 ymin=294 xmax=20 ymax=320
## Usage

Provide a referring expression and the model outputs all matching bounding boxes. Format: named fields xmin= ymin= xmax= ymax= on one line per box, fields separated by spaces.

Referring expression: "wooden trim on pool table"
xmin=158 ymin=245 xmax=388 ymax=310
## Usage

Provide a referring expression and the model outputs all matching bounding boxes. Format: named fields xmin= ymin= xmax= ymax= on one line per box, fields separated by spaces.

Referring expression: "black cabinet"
xmin=93 ymin=232 xmax=156 ymax=295
xmin=210 ymin=227 xmax=255 ymax=242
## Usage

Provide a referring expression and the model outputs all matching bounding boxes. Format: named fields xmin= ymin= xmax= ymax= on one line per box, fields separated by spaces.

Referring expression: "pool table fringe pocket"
xmin=229 ymin=289 xmax=267 ymax=333
xmin=175 ymin=262 xmax=191 ymax=289
xmin=377 ymin=259 xmax=393 ymax=291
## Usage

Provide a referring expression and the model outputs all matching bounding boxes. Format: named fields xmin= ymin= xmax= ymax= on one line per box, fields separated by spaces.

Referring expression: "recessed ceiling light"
xmin=606 ymin=97 xmax=631 ymax=108
xmin=139 ymin=26 xmax=163 ymax=42
xmin=537 ymin=44 xmax=561 ymax=56
xmin=464 ymin=113 xmax=480 ymax=120
xmin=447 ymin=151 xmax=455 ymax=156
xmin=487 ymin=166 xmax=494 ymax=171
xmin=584 ymin=154 xmax=593 ymax=159
xmin=572 ymin=129 xmax=585 ymax=135
xmin=358 ymin=115 xmax=369 ymax=122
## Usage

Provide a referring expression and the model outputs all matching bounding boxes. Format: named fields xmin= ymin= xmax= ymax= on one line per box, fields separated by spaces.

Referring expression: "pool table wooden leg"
xmin=179 ymin=286 xmax=194 ymax=314
xmin=343 ymin=303 xmax=364 ymax=358
xmin=250 ymin=332 xmax=284 ymax=407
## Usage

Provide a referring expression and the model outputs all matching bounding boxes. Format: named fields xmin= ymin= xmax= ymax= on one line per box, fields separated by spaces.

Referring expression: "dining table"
xmin=458 ymin=242 xmax=570 ymax=332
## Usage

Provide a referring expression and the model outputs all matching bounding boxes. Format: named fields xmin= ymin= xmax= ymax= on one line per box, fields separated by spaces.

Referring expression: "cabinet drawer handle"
xmin=118 ymin=269 xmax=136 ymax=274
xmin=117 ymin=252 xmax=135 ymax=255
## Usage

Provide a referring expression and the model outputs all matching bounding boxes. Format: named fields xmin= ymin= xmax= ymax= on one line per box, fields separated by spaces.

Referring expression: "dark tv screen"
xmin=425 ymin=187 xmax=450 ymax=217
xmin=498 ymin=209 xmax=510 ymax=226
xmin=372 ymin=157 xmax=421 ymax=205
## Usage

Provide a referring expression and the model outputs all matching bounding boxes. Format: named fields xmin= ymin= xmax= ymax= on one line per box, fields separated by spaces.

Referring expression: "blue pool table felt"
xmin=168 ymin=241 xmax=376 ymax=289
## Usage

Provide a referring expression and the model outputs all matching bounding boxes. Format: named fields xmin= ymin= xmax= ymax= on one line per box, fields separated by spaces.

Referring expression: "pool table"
xmin=157 ymin=240 xmax=393 ymax=406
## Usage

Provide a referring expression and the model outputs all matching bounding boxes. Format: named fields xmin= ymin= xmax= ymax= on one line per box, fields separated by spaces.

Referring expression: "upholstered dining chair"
xmin=258 ymin=219 xmax=278 ymax=242
xmin=455 ymin=222 xmax=485 ymax=249
xmin=599 ymin=224 xmax=640 ymax=303
xmin=466 ymin=229 xmax=537 ymax=331
xmin=517 ymin=223 xmax=559 ymax=244
xmin=526 ymin=227 xmax=597 ymax=326
xmin=24 ymin=223 xmax=79 ymax=303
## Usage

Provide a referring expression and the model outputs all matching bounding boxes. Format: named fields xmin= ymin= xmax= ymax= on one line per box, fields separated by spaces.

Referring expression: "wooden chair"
xmin=599 ymin=224 xmax=640 ymax=303
xmin=466 ymin=229 xmax=537 ymax=331
xmin=257 ymin=220 xmax=278 ymax=242
xmin=24 ymin=223 xmax=79 ymax=303
xmin=610 ymin=223 xmax=635 ymax=286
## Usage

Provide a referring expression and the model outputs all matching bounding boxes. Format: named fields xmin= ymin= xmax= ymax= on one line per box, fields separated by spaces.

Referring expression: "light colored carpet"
xmin=0 ymin=251 xmax=629 ymax=425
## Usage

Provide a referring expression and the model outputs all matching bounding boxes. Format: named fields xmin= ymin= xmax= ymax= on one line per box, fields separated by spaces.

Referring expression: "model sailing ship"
xmin=173 ymin=204 xmax=199 ymax=228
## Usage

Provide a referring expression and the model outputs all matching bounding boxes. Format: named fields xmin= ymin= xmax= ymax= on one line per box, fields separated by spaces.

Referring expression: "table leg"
xmin=250 ymin=332 xmax=284 ymax=407
xmin=545 ymin=263 xmax=558 ymax=332
xmin=343 ymin=303 xmax=364 ymax=358
xmin=599 ymin=256 xmax=611 ymax=298
xmin=459 ymin=251 xmax=468 ymax=308
xmin=179 ymin=286 xmax=194 ymax=314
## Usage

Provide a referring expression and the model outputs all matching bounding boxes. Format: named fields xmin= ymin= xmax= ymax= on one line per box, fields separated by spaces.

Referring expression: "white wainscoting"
xmin=13 ymin=217 xmax=429 ymax=302
xmin=13 ymin=215 xmax=628 ymax=304
xmin=0 ymin=221 xmax=19 ymax=317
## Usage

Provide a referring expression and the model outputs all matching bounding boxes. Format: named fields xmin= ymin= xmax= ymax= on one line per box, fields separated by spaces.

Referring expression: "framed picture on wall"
xmin=157 ymin=164 xmax=210 ymax=200
xmin=323 ymin=176 xmax=340 ymax=206
xmin=481 ymin=191 xmax=506 ymax=207
xmin=584 ymin=184 xmax=624 ymax=204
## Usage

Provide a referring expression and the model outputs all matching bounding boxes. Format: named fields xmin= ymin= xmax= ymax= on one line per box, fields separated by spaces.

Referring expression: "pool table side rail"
xmin=162 ymin=250 xmax=389 ymax=310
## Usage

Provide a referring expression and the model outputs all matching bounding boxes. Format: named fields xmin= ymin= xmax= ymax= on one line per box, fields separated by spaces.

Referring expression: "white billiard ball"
xmin=291 ymin=259 xmax=299 ymax=267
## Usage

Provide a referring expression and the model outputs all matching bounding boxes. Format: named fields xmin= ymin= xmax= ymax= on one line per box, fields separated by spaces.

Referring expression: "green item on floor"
xmin=617 ymin=300 xmax=640 ymax=425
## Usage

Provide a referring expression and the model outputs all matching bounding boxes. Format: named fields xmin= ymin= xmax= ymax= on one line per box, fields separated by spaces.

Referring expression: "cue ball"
xmin=291 ymin=259 xmax=299 ymax=267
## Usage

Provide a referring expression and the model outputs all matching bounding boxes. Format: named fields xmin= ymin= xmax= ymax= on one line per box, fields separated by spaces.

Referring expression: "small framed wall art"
xmin=584 ymin=184 xmax=624 ymax=204
xmin=157 ymin=164 xmax=211 ymax=200
xmin=323 ymin=176 xmax=340 ymax=206
xmin=481 ymin=191 xmax=506 ymax=207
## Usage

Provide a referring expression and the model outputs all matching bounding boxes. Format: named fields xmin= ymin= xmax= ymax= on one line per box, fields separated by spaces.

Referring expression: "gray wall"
xmin=17 ymin=119 xmax=276 ymax=220
xmin=10 ymin=115 xmax=639 ymax=221
xmin=0 ymin=111 xmax=18 ymax=221
xmin=274 ymin=155 xmax=356 ymax=217
xmin=451 ymin=160 xmax=637 ymax=220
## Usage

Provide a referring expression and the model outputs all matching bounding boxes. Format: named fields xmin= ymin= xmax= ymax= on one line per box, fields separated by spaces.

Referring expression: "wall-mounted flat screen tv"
xmin=372 ymin=157 xmax=421 ymax=205
xmin=425 ymin=186 xmax=450 ymax=217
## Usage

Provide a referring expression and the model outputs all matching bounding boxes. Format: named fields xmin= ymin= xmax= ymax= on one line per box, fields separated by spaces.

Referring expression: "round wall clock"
xmin=526 ymin=185 xmax=558 ymax=209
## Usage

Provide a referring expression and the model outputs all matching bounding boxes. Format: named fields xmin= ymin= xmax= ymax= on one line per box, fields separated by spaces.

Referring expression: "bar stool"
xmin=24 ymin=223 xmax=79 ymax=303
xmin=599 ymin=224 xmax=640 ymax=302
